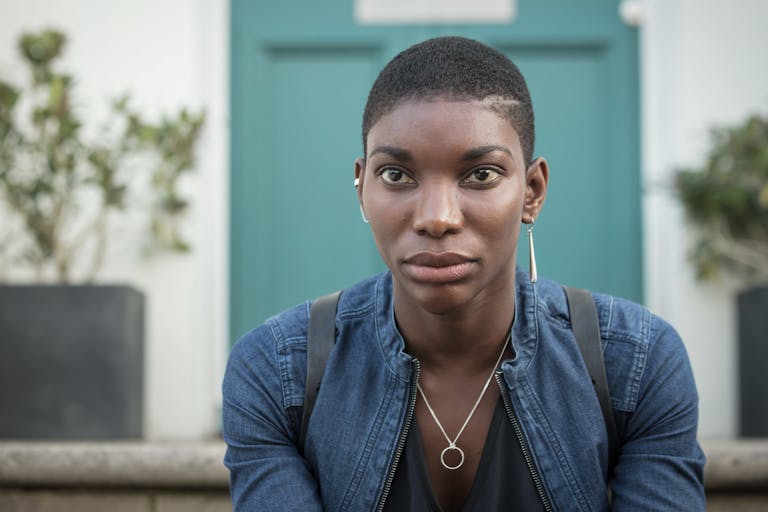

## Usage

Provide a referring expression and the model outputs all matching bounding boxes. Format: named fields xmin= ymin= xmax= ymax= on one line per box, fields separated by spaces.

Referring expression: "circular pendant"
xmin=440 ymin=444 xmax=465 ymax=470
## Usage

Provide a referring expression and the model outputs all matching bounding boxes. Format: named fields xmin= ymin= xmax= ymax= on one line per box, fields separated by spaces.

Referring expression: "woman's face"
xmin=355 ymin=98 xmax=547 ymax=313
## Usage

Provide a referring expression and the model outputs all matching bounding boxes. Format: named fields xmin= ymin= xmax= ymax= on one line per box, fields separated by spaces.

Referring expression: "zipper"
xmin=495 ymin=371 xmax=553 ymax=512
xmin=375 ymin=359 xmax=421 ymax=511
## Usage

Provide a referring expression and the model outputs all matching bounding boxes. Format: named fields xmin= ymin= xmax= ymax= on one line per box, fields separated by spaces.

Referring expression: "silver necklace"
xmin=416 ymin=334 xmax=510 ymax=470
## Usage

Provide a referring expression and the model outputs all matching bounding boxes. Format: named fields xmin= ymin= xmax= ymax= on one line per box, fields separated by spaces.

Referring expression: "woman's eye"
xmin=464 ymin=168 xmax=500 ymax=184
xmin=380 ymin=168 xmax=415 ymax=184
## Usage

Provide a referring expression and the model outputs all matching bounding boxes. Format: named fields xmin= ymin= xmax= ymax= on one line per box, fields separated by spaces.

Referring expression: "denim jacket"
xmin=223 ymin=270 xmax=706 ymax=511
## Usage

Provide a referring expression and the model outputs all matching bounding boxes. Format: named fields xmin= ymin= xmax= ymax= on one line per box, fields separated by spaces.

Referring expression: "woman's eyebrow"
xmin=462 ymin=145 xmax=513 ymax=161
xmin=368 ymin=145 xmax=413 ymax=161
xmin=368 ymin=144 xmax=512 ymax=162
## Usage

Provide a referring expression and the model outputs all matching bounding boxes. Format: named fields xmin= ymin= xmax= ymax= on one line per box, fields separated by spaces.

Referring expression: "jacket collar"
xmin=506 ymin=268 xmax=539 ymax=381
xmin=373 ymin=269 xmax=540 ymax=382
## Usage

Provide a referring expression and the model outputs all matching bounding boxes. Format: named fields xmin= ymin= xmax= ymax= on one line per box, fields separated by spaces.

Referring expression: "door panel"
xmin=267 ymin=46 xmax=383 ymax=309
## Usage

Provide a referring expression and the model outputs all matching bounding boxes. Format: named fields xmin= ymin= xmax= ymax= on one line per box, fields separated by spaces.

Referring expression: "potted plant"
xmin=0 ymin=29 xmax=204 ymax=438
xmin=675 ymin=113 xmax=768 ymax=436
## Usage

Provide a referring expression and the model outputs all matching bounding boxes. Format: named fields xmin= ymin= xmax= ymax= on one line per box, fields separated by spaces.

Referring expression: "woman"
xmin=223 ymin=37 xmax=705 ymax=511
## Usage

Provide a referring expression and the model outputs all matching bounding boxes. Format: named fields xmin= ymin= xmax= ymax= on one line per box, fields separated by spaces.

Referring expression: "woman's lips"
xmin=401 ymin=252 xmax=477 ymax=284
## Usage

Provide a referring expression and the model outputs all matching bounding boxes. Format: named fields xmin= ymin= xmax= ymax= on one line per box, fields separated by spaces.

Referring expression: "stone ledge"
xmin=0 ymin=439 xmax=766 ymax=491
xmin=703 ymin=440 xmax=768 ymax=491
xmin=0 ymin=441 xmax=227 ymax=489
xmin=0 ymin=490 xmax=231 ymax=512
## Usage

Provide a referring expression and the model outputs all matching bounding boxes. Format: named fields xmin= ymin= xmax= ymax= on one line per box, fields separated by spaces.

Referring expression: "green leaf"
xmin=19 ymin=30 xmax=66 ymax=66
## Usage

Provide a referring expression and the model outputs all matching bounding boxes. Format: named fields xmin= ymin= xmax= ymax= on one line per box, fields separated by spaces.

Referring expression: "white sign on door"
xmin=355 ymin=0 xmax=516 ymax=24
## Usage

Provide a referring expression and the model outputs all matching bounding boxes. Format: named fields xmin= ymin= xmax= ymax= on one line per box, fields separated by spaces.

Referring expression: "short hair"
xmin=362 ymin=36 xmax=535 ymax=164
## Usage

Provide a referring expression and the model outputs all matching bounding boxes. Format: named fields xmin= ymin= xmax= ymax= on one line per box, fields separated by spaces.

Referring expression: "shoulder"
xmin=531 ymin=274 xmax=653 ymax=343
xmin=224 ymin=272 xmax=388 ymax=408
xmin=223 ymin=300 xmax=311 ymax=412
xmin=592 ymin=291 xmax=692 ymax=413
xmin=532 ymin=274 xmax=692 ymax=413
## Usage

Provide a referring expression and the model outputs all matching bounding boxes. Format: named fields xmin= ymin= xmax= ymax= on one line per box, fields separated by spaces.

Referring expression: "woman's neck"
xmin=393 ymin=281 xmax=516 ymax=375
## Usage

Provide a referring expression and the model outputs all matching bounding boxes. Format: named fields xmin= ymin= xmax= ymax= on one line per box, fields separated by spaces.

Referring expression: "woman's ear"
xmin=523 ymin=157 xmax=549 ymax=223
xmin=354 ymin=157 xmax=365 ymax=206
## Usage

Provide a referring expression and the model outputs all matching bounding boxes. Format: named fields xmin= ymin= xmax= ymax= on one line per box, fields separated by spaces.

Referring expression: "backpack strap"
xmin=563 ymin=286 xmax=620 ymax=476
xmin=299 ymin=291 xmax=341 ymax=454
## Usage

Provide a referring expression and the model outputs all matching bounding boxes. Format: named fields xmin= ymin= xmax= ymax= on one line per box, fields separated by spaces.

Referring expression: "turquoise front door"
xmin=230 ymin=0 xmax=640 ymax=339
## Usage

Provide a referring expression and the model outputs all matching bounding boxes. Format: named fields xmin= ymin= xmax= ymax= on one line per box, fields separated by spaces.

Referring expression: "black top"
xmin=383 ymin=398 xmax=545 ymax=511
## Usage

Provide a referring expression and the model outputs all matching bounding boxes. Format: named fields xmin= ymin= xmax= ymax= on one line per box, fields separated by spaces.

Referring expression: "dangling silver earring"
xmin=527 ymin=221 xmax=537 ymax=283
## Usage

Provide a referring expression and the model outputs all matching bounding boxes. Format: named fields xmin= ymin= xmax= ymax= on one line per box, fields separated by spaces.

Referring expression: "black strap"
xmin=299 ymin=291 xmax=341 ymax=454
xmin=564 ymin=286 xmax=620 ymax=475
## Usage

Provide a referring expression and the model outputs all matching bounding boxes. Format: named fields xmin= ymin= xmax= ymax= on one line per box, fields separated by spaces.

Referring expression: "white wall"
xmin=642 ymin=0 xmax=768 ymax=438
xmin=0 ymin=0 xmax=229 ymax=439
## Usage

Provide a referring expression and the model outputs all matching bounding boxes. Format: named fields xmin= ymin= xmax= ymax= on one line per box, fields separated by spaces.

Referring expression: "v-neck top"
xmin=382 ymin=398 xmax=545 ymax=511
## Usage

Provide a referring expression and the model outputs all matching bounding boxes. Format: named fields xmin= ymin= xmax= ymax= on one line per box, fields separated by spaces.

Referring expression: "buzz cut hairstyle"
xmin=362 ymin=36 xmax=536 ymax=165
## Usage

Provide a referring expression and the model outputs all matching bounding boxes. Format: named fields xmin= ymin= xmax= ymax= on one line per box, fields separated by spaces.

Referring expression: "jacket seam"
xmin=626 ymin=311 xmax=652 ymax=411
xmin=605 ymin=295 xmax=614 ymax=339
xmin=267 ymin=315 xmax=306 ymax=410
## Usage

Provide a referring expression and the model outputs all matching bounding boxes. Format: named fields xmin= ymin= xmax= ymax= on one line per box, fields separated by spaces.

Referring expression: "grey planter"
xmin=0 ymin=285 xmax=144 ymax=439
xmin=739 ymin=284 xmax=768 ymax=437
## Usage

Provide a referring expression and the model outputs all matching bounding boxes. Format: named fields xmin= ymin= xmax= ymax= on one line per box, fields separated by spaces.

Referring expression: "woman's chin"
xmin=394 ymin=281 xmax=479 ymax=316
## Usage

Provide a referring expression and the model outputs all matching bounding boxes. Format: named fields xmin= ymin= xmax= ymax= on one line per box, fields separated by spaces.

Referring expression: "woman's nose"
xmin=412 ymin=181 xmax=463 ymax=237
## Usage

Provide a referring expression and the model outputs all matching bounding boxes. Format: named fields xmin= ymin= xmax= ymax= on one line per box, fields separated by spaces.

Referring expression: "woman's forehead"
xmin=366 ymin=97 xmax=522 ymax=155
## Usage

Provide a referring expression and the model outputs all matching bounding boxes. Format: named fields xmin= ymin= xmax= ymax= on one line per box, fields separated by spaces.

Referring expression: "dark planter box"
xmin=0 ymin=286 xmax=144 ymax=439
xmin=739 ymin=284 xmax=768 ymax=437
